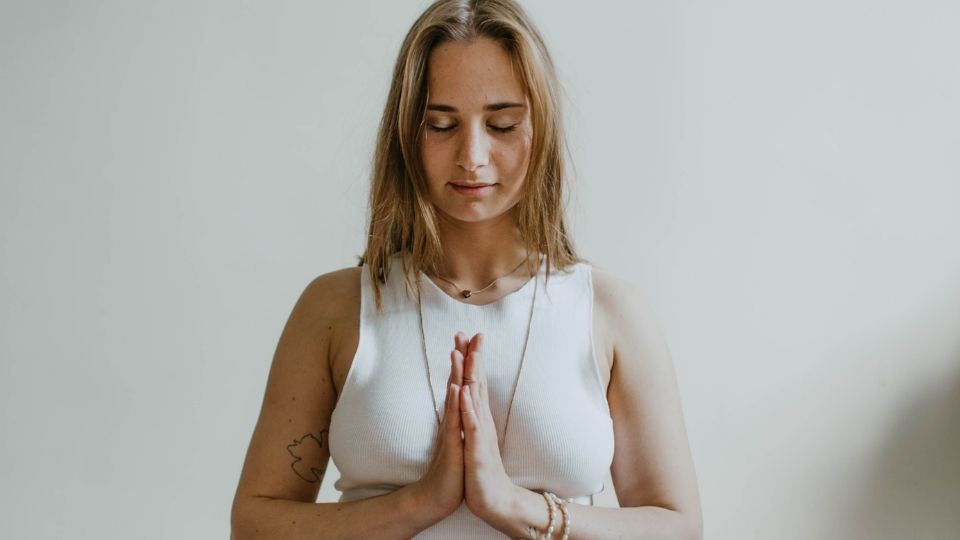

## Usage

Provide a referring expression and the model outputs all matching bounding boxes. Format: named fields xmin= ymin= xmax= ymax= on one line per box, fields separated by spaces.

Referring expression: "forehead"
xmin=426 ymin=37 xmax=527 ymax=106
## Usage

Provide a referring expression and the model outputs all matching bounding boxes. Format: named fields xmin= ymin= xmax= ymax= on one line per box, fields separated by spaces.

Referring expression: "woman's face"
xmin=419 ymin=37 xmax=533 ymax=224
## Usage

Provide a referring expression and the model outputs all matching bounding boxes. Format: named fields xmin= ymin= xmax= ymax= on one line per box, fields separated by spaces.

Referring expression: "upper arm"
xmin=593 ymin=268 xmax=702 ymax=526
xmin=232 ymin=268 xmax=358 ymax=504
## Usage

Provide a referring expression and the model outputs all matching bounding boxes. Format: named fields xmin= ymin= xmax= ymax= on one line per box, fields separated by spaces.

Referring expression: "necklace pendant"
xmin=461 ymin=290 xmax=472 ymax=298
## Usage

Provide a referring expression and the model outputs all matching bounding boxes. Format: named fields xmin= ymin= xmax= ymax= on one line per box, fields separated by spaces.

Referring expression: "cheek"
xmin=419 ymin=141 xmax=443 ymax=183
xmin=498 ymin=137 xmax=532 ymax=177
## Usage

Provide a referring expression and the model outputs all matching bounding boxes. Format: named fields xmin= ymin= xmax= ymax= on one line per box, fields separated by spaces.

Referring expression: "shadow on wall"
xmin=844 ymin=313 xmax=960 ymax=538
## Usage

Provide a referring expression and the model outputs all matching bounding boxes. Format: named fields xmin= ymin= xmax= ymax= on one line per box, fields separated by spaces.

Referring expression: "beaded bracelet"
xmin=525 ymin=491 xmax=557 ymax=539
xmin=545 ymin=492 xmax=571 ymax=540
xmin=543 ymin=491 xmax=557 ymax=538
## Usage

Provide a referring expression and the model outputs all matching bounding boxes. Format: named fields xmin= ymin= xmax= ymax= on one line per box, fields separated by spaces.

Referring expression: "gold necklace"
xmin=416 ymin=255 xmax=541 ymax=453
xmin=430 ymin=253 xmax=531 ymax=298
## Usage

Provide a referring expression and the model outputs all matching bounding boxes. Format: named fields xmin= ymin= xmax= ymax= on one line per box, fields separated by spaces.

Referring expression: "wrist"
xmin=488 ymin=484 xmax=546 ymax=539
xmin=401 ymin=483 xmax=453 ymax=529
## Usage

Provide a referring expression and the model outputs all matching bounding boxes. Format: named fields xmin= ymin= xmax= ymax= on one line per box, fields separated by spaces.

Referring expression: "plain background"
xmin=2 ymin=0 xmax=959 ymax=538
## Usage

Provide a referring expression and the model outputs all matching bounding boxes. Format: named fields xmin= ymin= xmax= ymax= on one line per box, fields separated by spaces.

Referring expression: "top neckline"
xmin=417 ymin=255 xmax=546 ymax=308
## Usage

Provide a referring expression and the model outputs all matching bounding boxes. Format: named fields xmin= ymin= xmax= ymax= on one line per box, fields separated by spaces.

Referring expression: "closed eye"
xmin=426 ymin=124 xmax=518 ymax=134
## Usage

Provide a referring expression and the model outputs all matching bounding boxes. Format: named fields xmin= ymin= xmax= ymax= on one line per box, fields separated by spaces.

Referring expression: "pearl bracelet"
xmin=545 ymin=492 xmax=571 ymax=540
xmin=524 ymin=491 xmax=571 ymax=539
xmin=544 ymin=490 xmax=557 ymax=538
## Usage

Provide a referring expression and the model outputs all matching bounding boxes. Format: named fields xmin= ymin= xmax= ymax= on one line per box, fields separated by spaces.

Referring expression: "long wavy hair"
xmin=358 ymin=0 xmax=582 ymax=312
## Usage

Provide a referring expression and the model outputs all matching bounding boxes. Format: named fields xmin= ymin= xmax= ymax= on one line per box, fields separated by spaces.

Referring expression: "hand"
xmin=411 ymin=333 xmax=467 ymax=519
xmin=459 ymin=333 xmax=521 ymax=525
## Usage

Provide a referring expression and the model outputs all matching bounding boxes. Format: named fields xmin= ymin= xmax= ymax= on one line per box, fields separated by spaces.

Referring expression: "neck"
xmin=432 ymin=210 xmax=535 ymax=289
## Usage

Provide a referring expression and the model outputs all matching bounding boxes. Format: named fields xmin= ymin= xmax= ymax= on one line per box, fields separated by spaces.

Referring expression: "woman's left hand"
xmin=457 ymin=332 xmax=521 ymax=527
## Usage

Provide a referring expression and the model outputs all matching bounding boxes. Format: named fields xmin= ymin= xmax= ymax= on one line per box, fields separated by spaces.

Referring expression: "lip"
xmin=449 ymin=182 xmax=496 ymax=197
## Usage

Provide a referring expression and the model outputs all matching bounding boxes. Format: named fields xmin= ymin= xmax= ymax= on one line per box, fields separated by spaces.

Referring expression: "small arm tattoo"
xmin=286 ymin=430 xmax=328 ymax=483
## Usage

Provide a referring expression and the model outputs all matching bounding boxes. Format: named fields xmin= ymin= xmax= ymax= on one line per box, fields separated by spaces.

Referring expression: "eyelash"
xmin=427 ymin=124 xmax=517 ymax=134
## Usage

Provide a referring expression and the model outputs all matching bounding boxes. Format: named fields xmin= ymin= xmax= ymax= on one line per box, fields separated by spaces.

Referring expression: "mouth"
xmin=449 ymin=182 xmax=496 ymax=197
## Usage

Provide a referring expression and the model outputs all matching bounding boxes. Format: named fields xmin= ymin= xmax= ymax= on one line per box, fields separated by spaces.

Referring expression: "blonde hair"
xmin=358 ymin=0 xmax=582 ymax=312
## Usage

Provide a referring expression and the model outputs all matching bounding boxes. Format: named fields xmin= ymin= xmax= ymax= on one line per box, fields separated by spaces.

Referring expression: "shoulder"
xmin=589 ymin=264 xmax=649 ymax=321
xmin=588 ymin=264 xmax=666 ymax=357
xmin=295 ymin=266 xmax=363 ymax=385
xmin=299 ymin=266 xmax=362 ymax=320
xmin=285 ymin=266 xmax=362 ymax=348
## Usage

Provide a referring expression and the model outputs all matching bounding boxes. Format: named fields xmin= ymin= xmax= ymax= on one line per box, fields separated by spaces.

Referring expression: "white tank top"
xmin=328 ymin=253 xmax=614 ymax=538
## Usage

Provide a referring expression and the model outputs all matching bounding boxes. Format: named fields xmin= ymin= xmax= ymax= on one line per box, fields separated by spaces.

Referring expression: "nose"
xmin=455 ymin=121 xmax=490 ymax=172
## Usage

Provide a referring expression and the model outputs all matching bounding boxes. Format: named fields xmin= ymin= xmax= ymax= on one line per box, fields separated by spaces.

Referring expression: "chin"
xmin=445 ymin=209 xmax=493 ymax=223
xmin=437 ymin=200 xmax=522 ymax=225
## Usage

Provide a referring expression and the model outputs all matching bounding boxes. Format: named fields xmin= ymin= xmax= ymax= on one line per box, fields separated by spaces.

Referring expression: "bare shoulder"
xmin=589 ymin=265 xmax=667 ymax=368
xmin=302 ymin=266 xmax=362 ymax=397
xmin=590 ymin=265 xmax=652 ymax=318
xmin=301 ymin=265 xmax=362 ymax=322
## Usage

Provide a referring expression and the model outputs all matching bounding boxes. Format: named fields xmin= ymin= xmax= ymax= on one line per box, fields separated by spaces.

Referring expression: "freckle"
xmin=288 ymin=418 xmax=292 ymax=423
xmin=292 ymin=396 xmax=296 ymax=401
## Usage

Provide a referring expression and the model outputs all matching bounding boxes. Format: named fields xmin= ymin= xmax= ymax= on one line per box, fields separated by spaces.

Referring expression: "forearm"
xmin=231 ymin=484 xmax=444 ymax=540
xmin=492 ymin=485 xmax=702 ymax=540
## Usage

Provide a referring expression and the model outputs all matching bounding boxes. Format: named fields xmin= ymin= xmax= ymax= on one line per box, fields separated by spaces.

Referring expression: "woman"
xmin=231 ymin=1 xmax=702 ymax=538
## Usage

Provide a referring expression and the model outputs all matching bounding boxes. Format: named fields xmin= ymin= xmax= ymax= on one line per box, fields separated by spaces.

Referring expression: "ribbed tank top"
xmin=328 ymin=253 xmax=615 ymax=538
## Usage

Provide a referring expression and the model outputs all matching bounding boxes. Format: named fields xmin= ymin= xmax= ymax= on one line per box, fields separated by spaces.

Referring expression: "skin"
xmin=419 ymin=37 xmax=535 ymax=295
xmin=230 ymin=36 xmax=702 ymax=540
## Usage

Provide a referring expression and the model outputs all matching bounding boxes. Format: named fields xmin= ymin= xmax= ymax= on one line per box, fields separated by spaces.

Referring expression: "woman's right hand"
xmin=411 ymin=332 xmax=470 ymax=519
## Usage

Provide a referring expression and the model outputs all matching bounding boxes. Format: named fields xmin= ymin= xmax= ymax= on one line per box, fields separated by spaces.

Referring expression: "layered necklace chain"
xmin=416 ymin=254 xmax=542 ymax=453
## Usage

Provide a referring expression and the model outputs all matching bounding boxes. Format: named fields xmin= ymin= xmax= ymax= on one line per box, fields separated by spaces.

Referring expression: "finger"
xmin=448 ymin=384 xmax=465 ymax=450
xmin=469 ymin=333 xmax=488 ymax=389
xmin=460 ymin=384 xmax=478 ymax=447
xmin=465 ymin=339 xmax=488 ymax=404
xmin=472 ymin=332 xmax=484 ymax=353
xmin=446 ymin=350 xmax=455 ymax=385
xmin=468 ymin=385 xmax=500 ymax=448
xmin=455 ymin=333 xmax=469 ymax=384
xmin=463 ymin=350 xmax=484 ymax=412
xmin=445 ymin=383 xmax=459 ymax=427
xmin=463 ymin=343 xmax=477 ymax=388
xmin=434 ymin=383 xmax=456 ymax=459
xmin=470 ymin=380 xmax=491 ymax=433
xmin=451 ymin=383 xmax=463 ymax=441
xmin=467 ymin=332 xmax=481 ymax=356
xmin=443 ymin=382 xmax=455 ymax=420
xmin=451 ymin=348 xmax=464 ymax=386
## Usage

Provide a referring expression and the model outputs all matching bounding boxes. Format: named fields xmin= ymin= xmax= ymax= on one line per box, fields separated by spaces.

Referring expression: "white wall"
xmin=2 ymin=1 xmax=958 ymax=538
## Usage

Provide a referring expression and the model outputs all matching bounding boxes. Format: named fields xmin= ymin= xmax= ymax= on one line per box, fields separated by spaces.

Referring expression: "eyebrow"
xmin=426 ymin=102 xmax=526 ymax=112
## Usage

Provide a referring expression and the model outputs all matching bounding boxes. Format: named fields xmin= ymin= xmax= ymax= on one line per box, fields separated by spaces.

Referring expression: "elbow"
xmin=230 ymin=498 xmax=244 ymax=539
xmin=663 ymin=498 xmax=702 ymax=540
xmin=658 ymin=505 xmax=701 ymax=540
xmin=681 ymin=509 xmax=703 ymax=540
xmin=230 ymin=495 xmax=257 ymax=540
